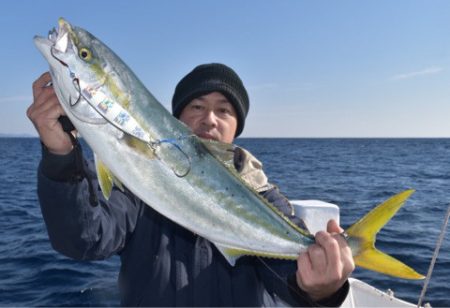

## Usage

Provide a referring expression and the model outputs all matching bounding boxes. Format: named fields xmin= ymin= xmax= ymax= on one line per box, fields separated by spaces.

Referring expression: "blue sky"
xmin=1 ymin=0 xmax=449 ymax=137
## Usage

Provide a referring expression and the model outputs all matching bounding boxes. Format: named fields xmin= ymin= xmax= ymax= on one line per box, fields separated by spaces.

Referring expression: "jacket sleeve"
xmin=258 ymin=186 xmax=349 ymax=307
xmin=37 ymin=142 xmax=142 ymax=261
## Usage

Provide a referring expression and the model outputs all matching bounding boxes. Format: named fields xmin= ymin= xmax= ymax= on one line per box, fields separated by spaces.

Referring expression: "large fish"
xmin=34 ymin=18 xmax=423 ymax=279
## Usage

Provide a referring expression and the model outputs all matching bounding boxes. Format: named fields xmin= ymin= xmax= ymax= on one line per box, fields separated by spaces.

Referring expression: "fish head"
xmin=33 ymin=18 xmax=126 ymax=125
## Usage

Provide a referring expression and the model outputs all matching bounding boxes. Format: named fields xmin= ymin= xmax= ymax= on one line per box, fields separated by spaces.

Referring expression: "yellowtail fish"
xmin=34 ymin=18 xmax=424 ymax=279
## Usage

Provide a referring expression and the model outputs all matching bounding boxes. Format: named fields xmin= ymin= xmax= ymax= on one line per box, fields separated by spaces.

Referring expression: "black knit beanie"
xmin=172 ymin=63 xmax=249 ymax=137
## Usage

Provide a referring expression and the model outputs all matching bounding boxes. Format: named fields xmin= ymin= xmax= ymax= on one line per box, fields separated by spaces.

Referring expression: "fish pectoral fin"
xmin=114 ymin=177 xmax=125 ymax=192
xmin=347 ymin=189 xmax=425 ymax=280
xmin=354 ymin=246 xmax=424 ymax=279
xmin=94 ymin=154 xmax=124 ymax=200
xmin=95 ymin=155 xmax=113 ymax=200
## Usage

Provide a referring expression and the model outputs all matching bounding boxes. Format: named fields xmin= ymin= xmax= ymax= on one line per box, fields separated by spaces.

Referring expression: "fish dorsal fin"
xmin=201 ymin=139 xmax=307 ymax=235
xmin=200 ymin=139 xmax=236 ymax=168
xmin=233 ymin=147 xmax=272 ymax=193
xmin=94 ymin=154 xmax=124 ymax=200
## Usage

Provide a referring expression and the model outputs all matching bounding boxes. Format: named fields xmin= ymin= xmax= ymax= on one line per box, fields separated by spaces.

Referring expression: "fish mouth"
xmin=51 ymin=18 xmax=75 ymax=66
xmin=52 ymin=18 xmax=73 ymax=52
xmin=34 ymin=18 xmax=75 ymax=67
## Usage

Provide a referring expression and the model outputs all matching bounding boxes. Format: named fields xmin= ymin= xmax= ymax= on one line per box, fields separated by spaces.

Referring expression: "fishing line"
xmin=256 ymin=255 xmax=312 ymax=302
xmin=49 ymin=39 xmax=324 ymax=298
xmin=417 ymin=203 xmax=450 ymax=307
xmin=217 ymin=194 xmax=313 ymax=301
xmin=254 ymin=230 xmax=350 ymax=303
xmin=208 ymin=147 xmax=319 ymax=302
xmin=51 ymin=32 xmax=194 ymax=177
xmin=217 ymin=224 xmax=310 ymax=302
xmin=73 ymin=73 xmax=194 ymax=177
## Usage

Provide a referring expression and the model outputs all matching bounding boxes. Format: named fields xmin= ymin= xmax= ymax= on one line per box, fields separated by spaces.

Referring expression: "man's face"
xmin=179 ymin=92 xmax=238 ymax=144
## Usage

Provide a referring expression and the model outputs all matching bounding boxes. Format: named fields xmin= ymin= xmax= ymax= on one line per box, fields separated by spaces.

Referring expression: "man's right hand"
xmin=27 ymin=72 xmax=75 ymax=155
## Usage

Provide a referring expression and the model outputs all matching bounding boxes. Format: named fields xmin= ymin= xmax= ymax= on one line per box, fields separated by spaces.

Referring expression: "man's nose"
xmin=201 ymin=110 xmax=218 ymax=127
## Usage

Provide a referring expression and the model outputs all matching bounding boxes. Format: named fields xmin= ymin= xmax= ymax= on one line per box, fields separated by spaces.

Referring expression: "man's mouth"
xmin=197 ymin=132 xmax=218 ymax=141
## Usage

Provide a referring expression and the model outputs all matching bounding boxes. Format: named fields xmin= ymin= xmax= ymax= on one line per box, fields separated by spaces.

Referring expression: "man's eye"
xmin=191 ymin=105 xmax=203 ymax=110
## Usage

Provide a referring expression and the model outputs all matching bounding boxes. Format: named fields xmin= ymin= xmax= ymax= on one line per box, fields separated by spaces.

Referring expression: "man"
xmin=28 ymin=63 xmax=354 ymax=306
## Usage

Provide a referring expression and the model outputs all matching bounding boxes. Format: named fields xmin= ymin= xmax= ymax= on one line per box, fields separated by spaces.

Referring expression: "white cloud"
xmin=390 ymin=66 xmax=444 ymax=81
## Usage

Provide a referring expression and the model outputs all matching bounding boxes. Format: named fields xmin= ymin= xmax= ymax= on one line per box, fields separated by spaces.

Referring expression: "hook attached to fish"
xmin=71 ymin=73 xmax=192 ymax=177
xmin=49 ymin=33 xmax=193 ymax=177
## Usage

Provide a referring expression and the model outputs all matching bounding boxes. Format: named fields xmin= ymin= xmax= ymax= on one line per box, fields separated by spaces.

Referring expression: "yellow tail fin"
xmin=346 ymin=189 xmax=425 ymax=279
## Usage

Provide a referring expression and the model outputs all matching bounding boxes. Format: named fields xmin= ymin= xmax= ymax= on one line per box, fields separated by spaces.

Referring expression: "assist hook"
xmin=70 ymin=77 xmax=82 ymax=106
xmin=50 ymin=47 xmax=82 ymax=106
xmin=149 ymin=138 xmax=192 ymax=178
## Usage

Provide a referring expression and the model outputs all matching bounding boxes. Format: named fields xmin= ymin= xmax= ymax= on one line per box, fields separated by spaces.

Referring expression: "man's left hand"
xmin=295 ymin=219 xmax=355 ymax=301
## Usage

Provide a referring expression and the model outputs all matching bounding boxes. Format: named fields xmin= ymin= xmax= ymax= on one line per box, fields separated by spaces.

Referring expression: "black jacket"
xmin=37 ymin=143 xmax=348 ymax=306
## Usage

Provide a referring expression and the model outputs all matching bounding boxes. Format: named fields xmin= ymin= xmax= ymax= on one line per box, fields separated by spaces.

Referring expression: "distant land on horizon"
xmin=1 ymin=133 xmax=450 ymax=139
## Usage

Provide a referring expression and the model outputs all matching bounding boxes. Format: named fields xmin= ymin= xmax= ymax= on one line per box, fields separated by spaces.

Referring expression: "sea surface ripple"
xmin=0 ymin=137 xmax=448 ymax=306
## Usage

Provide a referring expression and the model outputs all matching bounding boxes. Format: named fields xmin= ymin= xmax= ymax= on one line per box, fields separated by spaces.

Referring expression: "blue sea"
xmin=0 ymin=137 xmax=449 ymax=306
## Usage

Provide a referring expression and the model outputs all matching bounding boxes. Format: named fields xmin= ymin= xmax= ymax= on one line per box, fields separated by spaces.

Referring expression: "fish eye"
xmin=79 ymin=47 xmax=92 ymax=61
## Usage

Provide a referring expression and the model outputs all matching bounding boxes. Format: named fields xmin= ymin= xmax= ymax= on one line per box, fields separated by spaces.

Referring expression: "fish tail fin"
xmin=346 ymin=189 xmax=425 ymax=279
